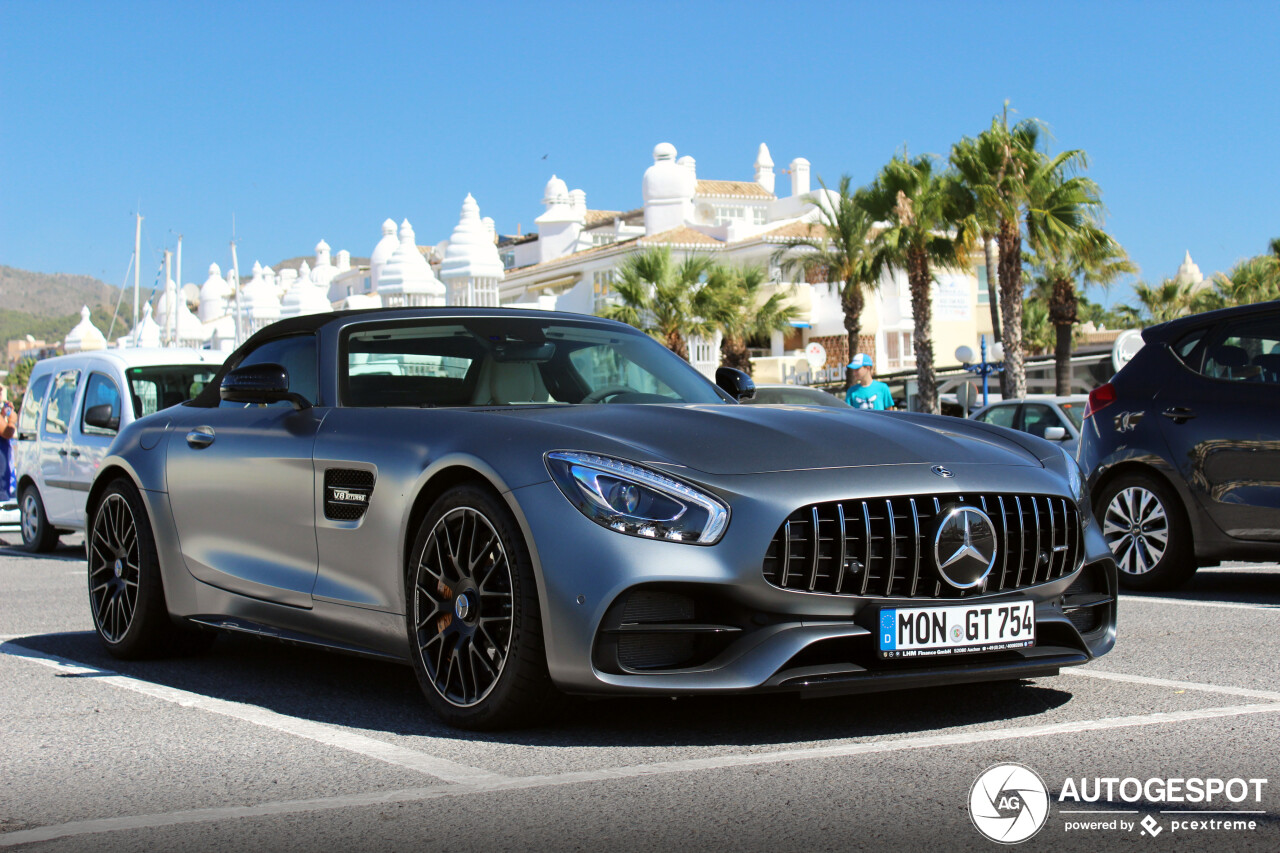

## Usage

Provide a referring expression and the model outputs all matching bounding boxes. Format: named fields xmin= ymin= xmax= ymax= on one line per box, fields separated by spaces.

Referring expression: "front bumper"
xmin=511 ymin=462 xmax=1118 ymax=697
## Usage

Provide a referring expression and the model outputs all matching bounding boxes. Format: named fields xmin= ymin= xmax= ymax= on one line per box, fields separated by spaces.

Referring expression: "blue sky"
xmin=2 ymin=0 xmax=1277 ymax=310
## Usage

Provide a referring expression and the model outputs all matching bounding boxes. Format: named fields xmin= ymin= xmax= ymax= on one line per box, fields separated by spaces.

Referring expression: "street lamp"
xmin=956 ymin=335 xmax=1004 ymax=413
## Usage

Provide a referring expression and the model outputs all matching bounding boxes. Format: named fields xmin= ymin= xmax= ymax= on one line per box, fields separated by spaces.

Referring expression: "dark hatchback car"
xmin=1079 ymin=302 xmax=1280 ymax=589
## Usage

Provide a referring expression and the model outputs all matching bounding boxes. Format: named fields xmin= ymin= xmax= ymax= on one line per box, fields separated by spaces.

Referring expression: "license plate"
xmin=878 ymin=600 xmax=1035 ymax=659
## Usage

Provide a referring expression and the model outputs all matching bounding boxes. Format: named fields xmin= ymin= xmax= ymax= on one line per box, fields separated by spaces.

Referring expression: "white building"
xmin=494 ymin=142 xmax=995 ymax=383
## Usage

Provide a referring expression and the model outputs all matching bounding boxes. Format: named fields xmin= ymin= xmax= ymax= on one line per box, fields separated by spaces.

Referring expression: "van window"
xmin=81 ymin=373 xmax=122 ymax=436
xmin=127 ymin=365 xmax=221 ymax=416
xmin=43 ymin=370 xmax=80 ymax=436
xmin=18 ymin=374 xmax=52 ymax=437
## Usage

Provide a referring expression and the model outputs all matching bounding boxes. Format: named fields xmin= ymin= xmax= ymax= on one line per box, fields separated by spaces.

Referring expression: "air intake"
xmin=324 ymin=469 xmax=375 ymax=521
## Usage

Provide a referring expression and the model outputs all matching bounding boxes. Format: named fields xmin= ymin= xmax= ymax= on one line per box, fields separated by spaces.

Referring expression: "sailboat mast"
xmin=132 ymin=212 xmax=142 ymax=331
xmin=230 ymin=234 xmax=243 ymax=348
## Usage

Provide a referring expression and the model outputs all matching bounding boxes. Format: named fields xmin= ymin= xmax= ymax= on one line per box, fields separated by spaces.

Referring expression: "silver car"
xmin=87 ymin=309 xmax=1117 ymax=729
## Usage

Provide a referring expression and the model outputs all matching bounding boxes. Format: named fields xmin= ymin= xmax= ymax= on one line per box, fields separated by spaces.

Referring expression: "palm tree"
xmin=1199 ymin=253 xmax=1280 ymax=310
xmin=1021 ymin=298 xmax=1055 ymax=356
xmin=857 ymin=153 xmax=970 ymax=415
xmin=956 ymin=107 xmax=1094 ymax=400
xmin=1035 ymin=224 xmax=1136 ymax=394
xmin=1118 ymin=278 xmax=1197 ymax=325
xmin=699 ymin=263 xmax=799 ymax=374
xmin=772 ymin=175 xmax=877 ymax=386
xmin=951 ymin=122 xmax=1014 ymax=341
xmin=601 ymin=247 xmax=719 ymax=360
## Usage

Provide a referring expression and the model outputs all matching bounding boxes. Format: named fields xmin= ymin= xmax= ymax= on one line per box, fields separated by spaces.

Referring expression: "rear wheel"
xmin=1096 ymin=472 xmax=1195 ymax=590
xmin=88 ymin=479 xmax=214 ymax=658
xmin=406 ymin=484 xmax=556 ymax=729
xmin=20 ymin=484 xmax=59 ymax=552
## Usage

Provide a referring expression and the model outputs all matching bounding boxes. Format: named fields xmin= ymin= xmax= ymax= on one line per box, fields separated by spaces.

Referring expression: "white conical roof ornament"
xmin=240 ymin=262 xmax=282 ymax=327
xmin=379 ymin=219 xmax=445 ymax=303
xmin=197 ymin=262 xmax=232 ymax=322
xmin=1175 ymin=250 xmax=1204 ymax=287
xmin=65 ymin=305 xmax=107 ymax=352
xmin=315 ymin=239 xmax=331 ymax=266
xmin=132 ymin=303 xmax=161 ymax=348
xmin=311 ymin=239 xmax=337 ymax=292
xmin=370 ymin=218 xmax=400 ymax=291
xmin=199 ymin=263 xmax=232 ymax=322
xmin=543 ymin=175 xmax=569 ymax=205
xmin=441 ymin=194 xmax=504 ymax=281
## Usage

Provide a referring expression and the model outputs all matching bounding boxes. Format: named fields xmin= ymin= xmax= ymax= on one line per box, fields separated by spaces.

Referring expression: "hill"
xmin=0 ymin=267 xmax=133 ymax=359
xmin=0 ymin=266 xmax=123 ymax=316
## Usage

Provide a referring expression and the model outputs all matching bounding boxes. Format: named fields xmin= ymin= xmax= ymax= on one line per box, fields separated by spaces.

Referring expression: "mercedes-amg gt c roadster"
xmin=87 ymin=308 xmax=1116 ymax=728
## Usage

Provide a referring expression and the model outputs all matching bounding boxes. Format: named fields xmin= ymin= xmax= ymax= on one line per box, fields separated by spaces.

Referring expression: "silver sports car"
xmin=87 ymin=308 xmax=1117 ymax=729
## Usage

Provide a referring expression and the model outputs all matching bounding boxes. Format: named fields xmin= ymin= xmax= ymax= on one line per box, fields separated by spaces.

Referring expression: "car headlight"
xmin=545 ymin=451 xmax=729 ymax=545
xmin=1059 ymin=445 xmax=1085 ymax=502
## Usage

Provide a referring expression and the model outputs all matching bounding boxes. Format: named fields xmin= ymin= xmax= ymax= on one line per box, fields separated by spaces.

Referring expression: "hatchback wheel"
xmin=1096 ymin=473 xmax=1195 ymax=590
xmin=406 ymin=484 xmax=555 ymax=729
xmin=89 ymin=479 xmax=214 ymax=658
xmin=20 ymin=484 xmax=59 ymax=552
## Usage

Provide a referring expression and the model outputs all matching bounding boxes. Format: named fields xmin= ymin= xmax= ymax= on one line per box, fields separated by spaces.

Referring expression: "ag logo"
xmin=969 ymin=763 xmax=1049 ymax=844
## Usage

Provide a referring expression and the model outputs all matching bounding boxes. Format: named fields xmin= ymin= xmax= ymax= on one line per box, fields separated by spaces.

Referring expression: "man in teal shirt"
xmin=845 ymin=353 xmax=894 ymax=410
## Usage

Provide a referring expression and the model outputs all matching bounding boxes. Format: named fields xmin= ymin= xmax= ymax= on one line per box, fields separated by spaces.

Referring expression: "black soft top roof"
xmin=189 ymin=307 xmax=636 ymax=407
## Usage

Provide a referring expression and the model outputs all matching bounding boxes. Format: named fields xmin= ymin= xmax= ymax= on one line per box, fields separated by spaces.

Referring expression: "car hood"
xmin=481 ymin=404 xmax=1043 ymax=475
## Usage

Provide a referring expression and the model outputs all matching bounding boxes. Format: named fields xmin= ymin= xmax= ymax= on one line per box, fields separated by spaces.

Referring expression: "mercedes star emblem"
xmin=934 ymin=507 xmax=998 ymax=589
xmin=932 ymin=465 xmax=954 ymax=478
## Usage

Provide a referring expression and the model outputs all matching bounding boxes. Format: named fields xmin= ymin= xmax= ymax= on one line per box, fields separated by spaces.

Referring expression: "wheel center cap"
xmin=113 ymin=559 xmax=123 ymax=578
xmin=454 ymin=593 xmax=471 ymax=621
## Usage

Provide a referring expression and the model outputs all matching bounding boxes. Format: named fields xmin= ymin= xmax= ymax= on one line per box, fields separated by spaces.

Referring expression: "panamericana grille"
xmin=762 ymin=493 xmax=1082 ymax=599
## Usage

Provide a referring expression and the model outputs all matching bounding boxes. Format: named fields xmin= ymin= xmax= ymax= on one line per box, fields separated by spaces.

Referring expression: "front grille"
xmin=762 ymin=493 xmax=1082 ymax=599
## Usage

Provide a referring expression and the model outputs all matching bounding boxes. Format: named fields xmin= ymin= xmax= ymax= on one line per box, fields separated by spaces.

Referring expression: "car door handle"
xmin=69 ymin=450 xmax=80 ymax=458
xmin=186 ymin=427 xmax=215 ymax=449
xmin=58 ymin=449 xmax=68 ymax=456
xmin=1162 ymin=407 xmax=1197 ymax=423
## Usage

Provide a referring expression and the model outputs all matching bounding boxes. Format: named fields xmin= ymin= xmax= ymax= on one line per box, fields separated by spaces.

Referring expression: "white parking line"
xmin=1119 ymin=595 xmax=1279 ymax=612
xmin=1065 ymin=667 xmax=1280 ymax=702
xmin=3 ymin=701 xmax=1280 ymax=848
xmin=0 ymin=640 xmax=508 ymax=787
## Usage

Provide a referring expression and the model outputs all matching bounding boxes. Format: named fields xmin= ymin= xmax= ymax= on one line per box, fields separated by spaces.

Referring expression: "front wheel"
xmin=88 ymin=479 xmax=214 ymax=658
xmin=406 ymin=484 xmax=556 ymax=729
xmin=1095 ymin=472 xmax=1195 ymax=590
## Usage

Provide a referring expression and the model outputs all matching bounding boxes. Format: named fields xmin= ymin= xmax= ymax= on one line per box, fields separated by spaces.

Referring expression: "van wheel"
xmin=20 ymin=484 xmax=59 ymax=552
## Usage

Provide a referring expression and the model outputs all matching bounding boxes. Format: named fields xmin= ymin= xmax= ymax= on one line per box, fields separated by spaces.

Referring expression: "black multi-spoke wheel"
xmin=1095 ymin=472 xmax=1195 ymax=591
xmin=89 ymin=493 xmax=141 ymax=643
xmin=88 ymin=479 xmax=214 ymax=658
xmin=20 ymin=484 xmax=59 ymax=552
xmin=406 ymin=484 xmax=555 ymax=729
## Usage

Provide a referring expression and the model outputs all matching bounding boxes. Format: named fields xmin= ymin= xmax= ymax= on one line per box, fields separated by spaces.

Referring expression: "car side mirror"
xmin=1043 ymin=426 xmax=1068 ymax=441
xmin=715 ymin=367 xmax=756 ymax=401
xmin=220 ymin=363 xmax=311 ymax=410
xmin=84 ymin=404 xmax=120 ymax=432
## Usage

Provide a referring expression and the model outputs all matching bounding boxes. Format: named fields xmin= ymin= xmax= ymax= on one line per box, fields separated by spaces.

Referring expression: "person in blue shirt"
xmin=845 ymin=353 xmax=894 ymax=410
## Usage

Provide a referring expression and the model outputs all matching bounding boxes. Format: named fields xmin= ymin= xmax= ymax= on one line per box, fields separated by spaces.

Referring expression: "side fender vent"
xmin=325 ymin=469 xmax=375 ymax=521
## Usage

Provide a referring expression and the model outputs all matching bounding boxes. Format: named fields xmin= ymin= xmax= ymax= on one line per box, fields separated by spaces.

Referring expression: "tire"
xmin=405 ymin=484 xmax=556 ymax=730
xmin=1095 ymin=472 xmax=1196 ymax=591
xmin=20 ymin=484 xmax=60 ymax=553
xmin=88 ymin=478 xmax=215 ymax=659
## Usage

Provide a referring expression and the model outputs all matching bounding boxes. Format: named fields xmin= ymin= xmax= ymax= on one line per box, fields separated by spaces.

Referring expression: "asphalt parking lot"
xmin=2 ymin=535 xmax=1277 ymax=852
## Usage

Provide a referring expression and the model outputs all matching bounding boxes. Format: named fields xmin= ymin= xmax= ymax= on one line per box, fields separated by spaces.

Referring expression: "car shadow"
xmin=8 ymin=630 xmax=1074 ymax=749
xmin=0 ymin=537 xmax=85 ymax=562
xmin=1123 ymin=563 xmax=1280 ymax=608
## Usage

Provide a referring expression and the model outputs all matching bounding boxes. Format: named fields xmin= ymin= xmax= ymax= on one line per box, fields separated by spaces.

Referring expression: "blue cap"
xmin=847 ymin=353 xmax=873 ymax=369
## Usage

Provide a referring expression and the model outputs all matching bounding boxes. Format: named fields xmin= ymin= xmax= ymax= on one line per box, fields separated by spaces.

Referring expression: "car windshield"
xmin=126 ymin=366 xmax=221 ymax=416
xmin=1058 ymin=401 xmax=1084 ymax=430
xmin=341 ymin=317 xmax=727 ymax=407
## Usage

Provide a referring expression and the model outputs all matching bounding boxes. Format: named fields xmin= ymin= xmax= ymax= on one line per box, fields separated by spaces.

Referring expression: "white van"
xmin=13 ymin=348 xmax=227 ymax=551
